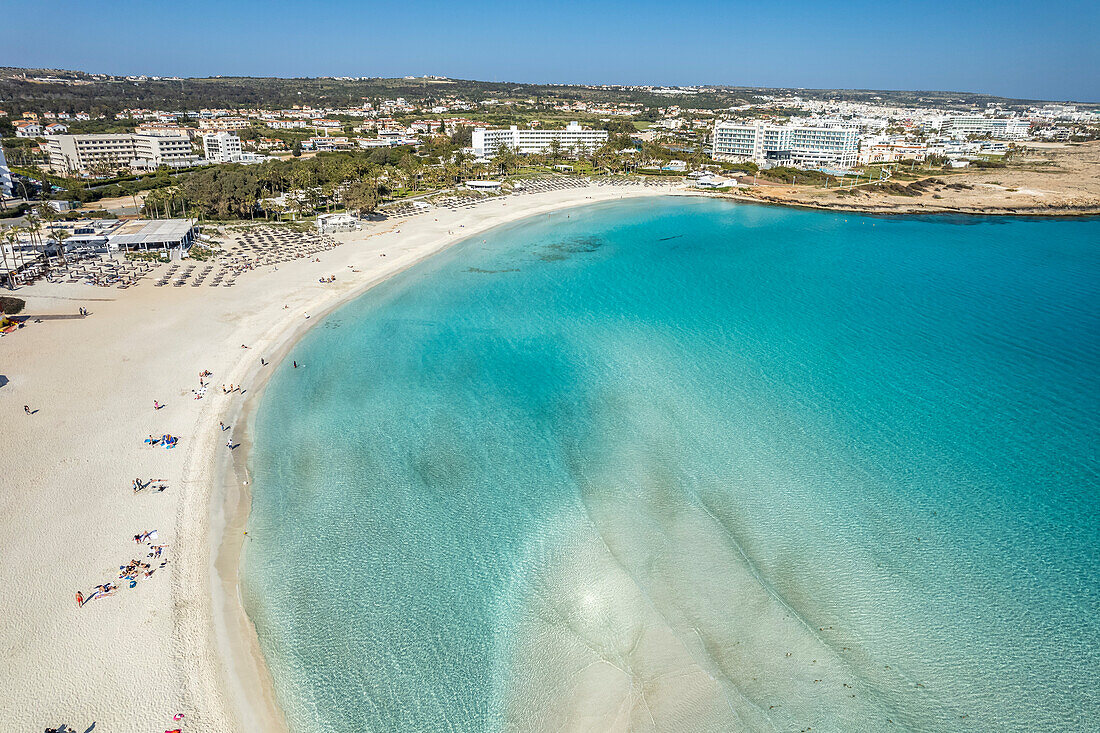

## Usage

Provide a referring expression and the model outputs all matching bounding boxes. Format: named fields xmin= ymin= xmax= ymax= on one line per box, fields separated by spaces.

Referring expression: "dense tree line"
xmin=140 ymin=147 xmax=445 ymax=220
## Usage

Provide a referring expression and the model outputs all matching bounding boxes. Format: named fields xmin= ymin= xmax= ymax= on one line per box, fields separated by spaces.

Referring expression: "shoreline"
xmin=0 ymin=183 xmax=668 ymax=733
xmin=1 ymin=181 xmax=1093 ymax=731
xmin=713 ymin=191 xmax=1100 ymax=218
xmin=202 ymin=187 xmax=673 ymax=732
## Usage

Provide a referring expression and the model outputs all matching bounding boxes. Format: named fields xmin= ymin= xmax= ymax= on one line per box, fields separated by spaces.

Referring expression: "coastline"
xmin=712 ymin=190 xmax=1100 ymax=217
xmin=1 ymin=182 xmax=1094 ymax=731
xmin=0 ymin=184 xmax=670 ymax=733
xmin=210 ymin=187 xmax=689 ymax=732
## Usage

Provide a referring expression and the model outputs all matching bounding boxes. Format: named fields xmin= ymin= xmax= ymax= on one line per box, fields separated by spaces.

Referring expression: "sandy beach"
xmin=0 ymin=184 xmax=669 ymax=733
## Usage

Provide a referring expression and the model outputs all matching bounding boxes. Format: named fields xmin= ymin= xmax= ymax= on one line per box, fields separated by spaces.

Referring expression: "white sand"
xmin=0 ymin=185 xmax=674 ymax=732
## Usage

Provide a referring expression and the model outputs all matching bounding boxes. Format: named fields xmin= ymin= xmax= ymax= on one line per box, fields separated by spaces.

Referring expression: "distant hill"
xmin=0 ymin=67 xmax=1090 ymax=116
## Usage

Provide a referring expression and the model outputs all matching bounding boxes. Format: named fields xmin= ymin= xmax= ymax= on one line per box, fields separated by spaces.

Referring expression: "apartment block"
xmin=203 ymin=132 xmax=243 ymax=163
xmin=945 ymin=116 xmax=1030 ymax=140
xmin=713 ymin=121 xmax=860 ymax=169
xmin=43 ymin=133 xmax=196 ymax=173
xmin=472 ymin=122 xmax=609 ymax=158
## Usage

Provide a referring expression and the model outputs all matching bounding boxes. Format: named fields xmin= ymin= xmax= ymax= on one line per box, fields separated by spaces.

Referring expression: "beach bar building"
xmin=106 ymin=219 xmax=198 ymax=256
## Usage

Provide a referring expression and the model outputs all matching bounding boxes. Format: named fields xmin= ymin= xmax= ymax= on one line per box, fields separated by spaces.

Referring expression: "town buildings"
xmin=859 ymin=139 xmax=929 ymax=165
xmin=198 ymin=117 xmax=249 ymax=131
xmin=472 ymin=122 xmax=609 ymax=158
xmin=14 ymin=121 xmax=42 ymax=137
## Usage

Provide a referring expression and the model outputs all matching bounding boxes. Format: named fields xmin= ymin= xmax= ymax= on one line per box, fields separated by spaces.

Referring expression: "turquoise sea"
xmin=242 ymin=198 xmax=1100 ymax=732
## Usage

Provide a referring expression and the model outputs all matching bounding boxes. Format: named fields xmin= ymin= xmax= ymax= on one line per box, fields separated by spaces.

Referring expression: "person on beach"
xmin=153 ymin=400 xmax=161 ymax=410
xmin=24 ymin=405 xmax=31 ymax=415
xmin=226 ymin=438 xmax=234 ymax=449
xmin=293 ymin=361 xmax=298 ymax=368
xmin=260 ymin=358 xmax=267 ymax=366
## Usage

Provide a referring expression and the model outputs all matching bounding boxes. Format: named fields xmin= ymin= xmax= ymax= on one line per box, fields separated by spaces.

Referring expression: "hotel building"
xmin=472 ymin=122 xmax=609 ymax=158
xmin=945 ymin=116 xmax=1030 ymax=140
xmin=42 ymin=133 xmax=196 ymax=174
xmin=0 ymin=146 xmax=12 ymax=198
xmin=712 ymin=121 xmax=860 ymax=169
xmin=202 ymin=132 xmax=243 ymax=163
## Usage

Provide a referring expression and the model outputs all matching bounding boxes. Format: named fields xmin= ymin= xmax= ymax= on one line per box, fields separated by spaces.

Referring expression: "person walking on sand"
xmin=24 ymin=405 xmax=31 ymax=415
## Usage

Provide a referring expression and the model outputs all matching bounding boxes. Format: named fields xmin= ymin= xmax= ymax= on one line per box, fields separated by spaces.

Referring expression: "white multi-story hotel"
xmin=472 ymin=122 xmax=609 ymax=158
xmin=0 ymin=146 xmax=12 ymax=199
xmin=43 ymin=133 xmax=196 ymax=173
xmin=712 ymin=121 xmax=860 ymax=169
xmin=203 ymin=132 xmax=243 ymax=163
xmin=945 ymin=116 xmax=1030 ymax=140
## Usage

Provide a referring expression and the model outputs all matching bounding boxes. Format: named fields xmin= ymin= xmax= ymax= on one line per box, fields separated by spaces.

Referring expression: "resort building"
xmin=42 ymin=133 xmax=196 ymax=174
xmin=0 ymin=146 xmax=12 ymax=199
xmin=315 ymin=212 xmax=361 ymax=234
xmin=472 ymin=122 xmax=609 ymax=158
xmin=106 ymin=219 xmax=198 ymax=254
xmin=712 ymin=121 xmax=860 ymax=169
xmin=202 ymin=132 xmax=243 ymax=163
xmin=945 ymin=116 xmax=1030 ymax=140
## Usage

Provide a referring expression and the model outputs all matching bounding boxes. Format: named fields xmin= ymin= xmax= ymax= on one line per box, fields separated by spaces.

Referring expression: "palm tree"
xmin=0 ymin=227 xmax=16 ymax=288
xmin=48 ymin=228 xmax=69 ymax=272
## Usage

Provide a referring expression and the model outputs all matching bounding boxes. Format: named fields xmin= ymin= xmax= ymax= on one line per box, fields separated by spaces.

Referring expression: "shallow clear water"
xmin=243 ymin=198 xmax=1100 ymax=732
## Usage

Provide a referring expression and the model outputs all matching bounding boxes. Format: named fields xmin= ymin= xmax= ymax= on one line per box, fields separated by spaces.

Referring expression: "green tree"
xmin=344 ymin=179 xmax=381 ymax=216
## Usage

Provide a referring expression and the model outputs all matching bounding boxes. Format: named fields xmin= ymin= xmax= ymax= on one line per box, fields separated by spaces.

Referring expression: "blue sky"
xmin=4 ymin=0 xmax=1098 ymax=101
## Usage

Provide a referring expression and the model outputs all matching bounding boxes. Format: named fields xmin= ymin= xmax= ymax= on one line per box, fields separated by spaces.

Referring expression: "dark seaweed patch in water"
xmin=467 ymin=267 xmax=521 ymax=274
xmin=535 ymin=236 xmax=604 ymax=262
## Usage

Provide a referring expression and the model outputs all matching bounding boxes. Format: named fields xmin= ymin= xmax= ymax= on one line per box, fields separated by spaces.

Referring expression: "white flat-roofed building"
xmin=946 ymin=116 xmax=1030 ymax=140
xmin=713 ymin=121 xmax=859 ymax=169
xmin=203 ymin=132 xmax=243 ymax=163
xmin=315 ymin=212 xmax=361 ymax=234
xmin=106 ymin=218 xmax=197 ymax=253
xmin=0 ymin=146 xmax=12 ymax=199
xmin=43 ymin=133 xmax=195 ymax=174
xmin=472 ymin=122 xmax=609 ymax=158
